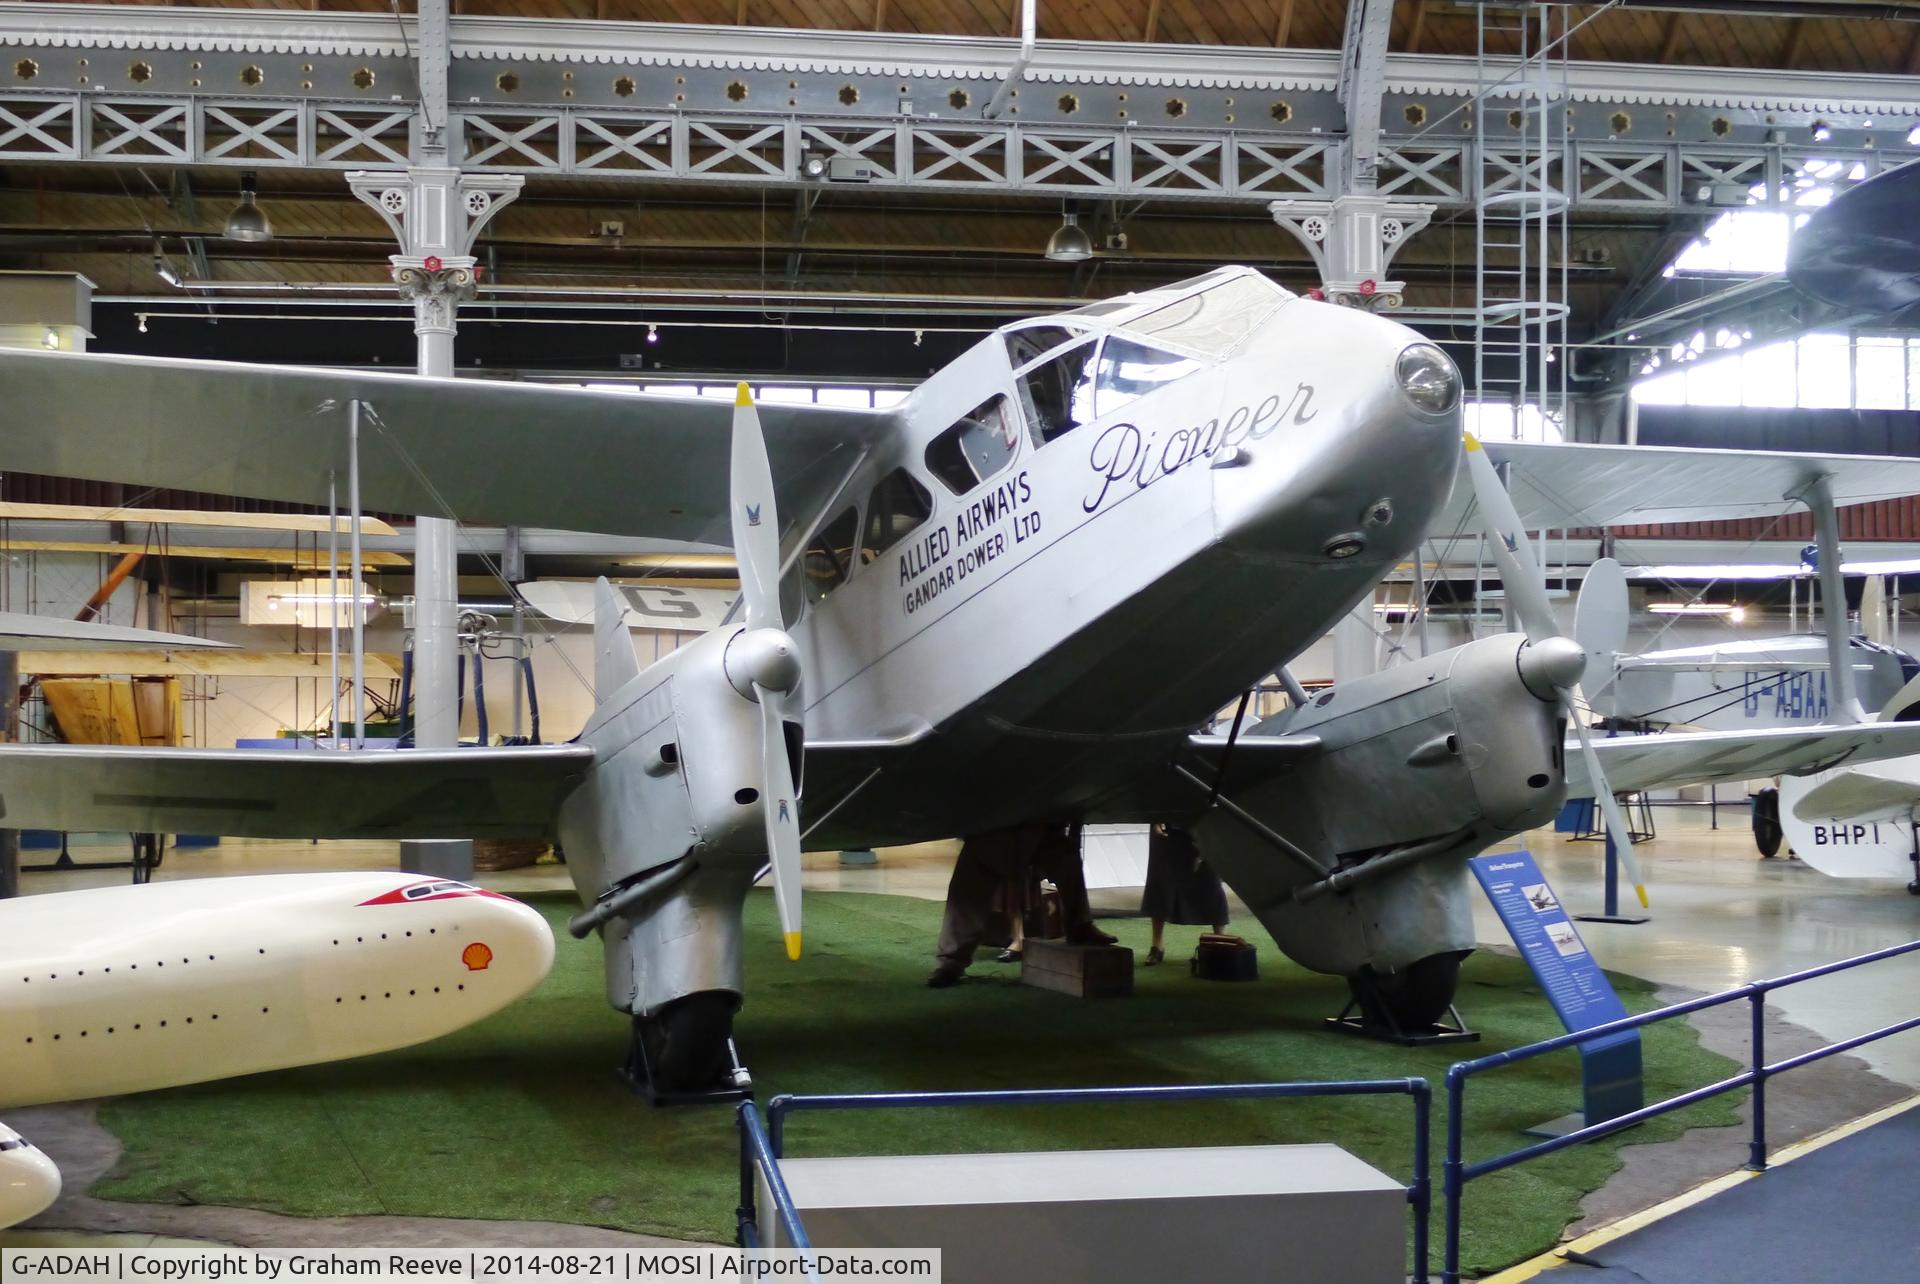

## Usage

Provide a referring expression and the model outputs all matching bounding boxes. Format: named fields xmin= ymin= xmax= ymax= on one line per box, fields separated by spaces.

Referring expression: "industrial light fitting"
xmin=645 ymin=324 xmax=659 ymax=344
xmin=1044 ymin=210 xmax=1093 ymax=263
xmin=137 ymin=314 xmax=149 ymax=334
xmin=152 ymin=240 xmax=184 ymax=289
xmin=1810 ymin=120 xmax=1832 ymax=142
xmin=224 ymin=170 xmax=273 ymax=242
xmin=1907 ymin=123 xmax=1920 ymax=147
xmin=40 ymin=327 xmax=57 ymax=350
xmin=800 ymin=153 xmax=828 ymax=180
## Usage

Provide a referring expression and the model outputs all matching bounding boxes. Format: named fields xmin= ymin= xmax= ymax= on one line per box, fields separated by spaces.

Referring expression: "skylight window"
xmin=1667 ymin=169 xmax=1837 ymax=275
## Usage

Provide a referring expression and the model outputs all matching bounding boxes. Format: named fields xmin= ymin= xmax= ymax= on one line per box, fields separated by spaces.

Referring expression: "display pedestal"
xmin=761 ymin=1143 xmax=1407 ymax=1284
xmin=1020 ymin=940 xmax=1134 ymax=998
xmin=1324 ymin=997 xmax=1480 ymax=1047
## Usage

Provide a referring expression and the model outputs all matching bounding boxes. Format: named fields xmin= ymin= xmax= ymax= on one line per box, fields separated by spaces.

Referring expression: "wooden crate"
xmin=1020 ymin=938 xmax=1134 ymax=998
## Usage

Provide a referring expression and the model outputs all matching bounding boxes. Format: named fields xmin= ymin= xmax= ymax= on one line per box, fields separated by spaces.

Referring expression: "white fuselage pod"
xmin=0 ymin=1122 xmax=60 ymax=1226
xmin=0 ymin=872 xmax=554 ymax=1109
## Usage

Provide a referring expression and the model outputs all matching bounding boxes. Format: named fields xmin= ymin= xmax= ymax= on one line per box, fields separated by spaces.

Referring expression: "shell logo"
xmin=461 ymin=942 xmax=493 ymax=971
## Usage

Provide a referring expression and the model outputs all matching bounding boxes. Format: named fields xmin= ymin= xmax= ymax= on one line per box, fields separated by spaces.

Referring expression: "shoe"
xmin=997 ymin=948 xmax=1023 ymax=964
xmin=926 ymin=964 xmax=966 ymax=988
xmin=1065 ymin=925 xmax=1119 ymax=947
xmin=1143 ymin=946 xmax=1166 ymax=966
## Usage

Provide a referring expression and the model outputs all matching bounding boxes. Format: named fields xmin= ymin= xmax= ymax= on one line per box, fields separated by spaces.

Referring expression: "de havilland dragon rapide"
xmin=6 ymin=267 xmax=1920 ymax=1098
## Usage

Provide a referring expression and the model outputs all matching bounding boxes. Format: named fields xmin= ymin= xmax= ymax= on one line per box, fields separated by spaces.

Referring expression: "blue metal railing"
xmin=1442 ymin=938 xmax=1920 ymax=1283
xmin=738 ymin=1078 xmax=1434 ymax=1281
xmin=736 ymin=1100 xmax=813 ymax=1251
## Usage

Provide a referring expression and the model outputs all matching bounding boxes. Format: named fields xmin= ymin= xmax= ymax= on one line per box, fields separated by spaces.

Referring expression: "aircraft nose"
xmin=462 ymin=893 xmax=557 ymax=1005
xmin=1213 ymin=308 xmax=1462 ymax=563
xmin=0 ymin=1125 xmax=62 ymax=1227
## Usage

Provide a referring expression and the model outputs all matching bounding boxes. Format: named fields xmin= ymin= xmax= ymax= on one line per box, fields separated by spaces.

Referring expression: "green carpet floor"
xmin=92 ymin=889 xmax=1742 ymax=1275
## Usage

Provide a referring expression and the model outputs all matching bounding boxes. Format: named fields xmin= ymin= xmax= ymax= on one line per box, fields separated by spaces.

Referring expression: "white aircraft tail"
xmin=1778 ymin=768 xmax=1918 ymax=879
xmin=593 ymin=576 xmax=641 ymax=700
xmin=1573 ymin=556 xmax=1630 ymax=700
xmin=1877 ymin=669 xmax=1920 ymax=724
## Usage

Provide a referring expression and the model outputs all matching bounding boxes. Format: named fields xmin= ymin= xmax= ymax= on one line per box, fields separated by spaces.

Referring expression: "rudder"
xmin=593 ymin=576 xmax=641 ymax=701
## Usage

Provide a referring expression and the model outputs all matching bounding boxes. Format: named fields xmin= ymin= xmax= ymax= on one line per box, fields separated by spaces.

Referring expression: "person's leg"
xmin=998 ymin=907 xmax=1026 ymax=964
xmin=1043 ymin=829 xmax=1116 ymax=946
xmin=931 ymin=843 xmax=997 ymax=985
xmin=1146 ymin=917 xmax=1167 ymax=965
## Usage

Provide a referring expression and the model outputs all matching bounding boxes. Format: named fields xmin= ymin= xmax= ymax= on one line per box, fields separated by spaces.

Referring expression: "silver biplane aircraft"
xmin=8 ymin=267 xmax=1920 ymax=1090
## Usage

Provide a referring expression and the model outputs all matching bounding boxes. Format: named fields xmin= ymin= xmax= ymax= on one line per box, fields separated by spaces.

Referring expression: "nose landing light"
xmin=1397 ymin=343 xmax=1462 ymax=415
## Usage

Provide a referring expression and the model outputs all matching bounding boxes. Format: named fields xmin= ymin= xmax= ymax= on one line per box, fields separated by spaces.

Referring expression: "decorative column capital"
xmin=1269 ymin=194 xmax=1434 ymax=312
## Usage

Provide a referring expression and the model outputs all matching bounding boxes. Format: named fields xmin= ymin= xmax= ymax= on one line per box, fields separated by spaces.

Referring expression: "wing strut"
xmin=1806 ymin=474 xmax=1867 ymax=723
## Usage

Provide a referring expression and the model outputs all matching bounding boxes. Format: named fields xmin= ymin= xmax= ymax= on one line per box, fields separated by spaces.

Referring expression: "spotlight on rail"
xmin=225 ymin=171 xmax=274 ymax=243
xmin=1810 ymin=120 xmax=1832 ymax=143
xmin=152 ymin=240 xmax=183 ymax=289
xmin=1045 ymin=210 xmax=1093 ymax=263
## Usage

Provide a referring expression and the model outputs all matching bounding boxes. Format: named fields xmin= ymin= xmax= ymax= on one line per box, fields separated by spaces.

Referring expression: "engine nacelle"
xmin=1196 ymin=633 xmax=1565 ymax=978
xmin=558 ymin=625 xmax=803 ymax=1019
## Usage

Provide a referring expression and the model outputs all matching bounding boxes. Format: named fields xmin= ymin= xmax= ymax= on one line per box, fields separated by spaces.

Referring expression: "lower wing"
xmin=0 ymin=743 xmax=595 ymax=839
xmin=1564 ymin=722 xmax=1920 ymax=798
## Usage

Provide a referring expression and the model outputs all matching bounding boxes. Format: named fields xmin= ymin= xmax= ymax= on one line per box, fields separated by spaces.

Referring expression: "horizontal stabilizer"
xmin=1790 ymin=763 xmax=1920 ymax=823
xmin=0 ymin=743 xmax=595 ymax=840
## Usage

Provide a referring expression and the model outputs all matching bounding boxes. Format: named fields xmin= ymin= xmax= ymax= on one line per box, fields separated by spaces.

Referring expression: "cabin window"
xmin=1004 ymin=324 xmax=1084 ymax=370
xmin=800 ymin=506 xmax=860 ymax=604
xmin=1095 ymin=337 xmax=1202 ymax=417
xmin=1122 ymin=272 xmax=1285 ymax=358
xmin=1016 ymin=339 xmax=1098 ymax=446
xmin=924 ymin=394 xmax=1019 ymax=494
xmin=862 ymin=469 xmax=934 ymax=560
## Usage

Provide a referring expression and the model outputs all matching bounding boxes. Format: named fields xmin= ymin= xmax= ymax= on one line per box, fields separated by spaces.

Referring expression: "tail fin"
xmin=1574 ymin=557 xmax=1629 ymax=703
xmin=593 ymin=577 xmax=640 ymax=700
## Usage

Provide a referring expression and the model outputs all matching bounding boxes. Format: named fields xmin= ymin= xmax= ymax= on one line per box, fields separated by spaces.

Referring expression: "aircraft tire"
xmin=1752 ymin=788 xmax=1783 ymax=859
xmin=1349 ymin=950 xmax=1468 ymax=1033
xmin=644 ymin=991 xmax=739 ymax=1093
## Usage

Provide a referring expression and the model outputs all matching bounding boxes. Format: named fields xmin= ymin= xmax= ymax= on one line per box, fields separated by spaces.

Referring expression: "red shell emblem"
xmin=423 ymin=254 xmax=444 ymax=273
xmin=1358 ymin=278 xmax=1378 ymax=296
xmin=461 ymin=942 xmax=493 ymax=971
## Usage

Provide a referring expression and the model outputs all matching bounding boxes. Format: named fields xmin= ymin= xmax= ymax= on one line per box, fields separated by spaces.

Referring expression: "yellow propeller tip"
xmin=784 ymin=931 xmax=803 ymax=961
xmin=1463 ymin=432 xmax=1483 ymax=452
xmin=1635 ymin=885 xmax=1650 ymax=909
xmin=735 ymin=381 xmax=753 ymax=407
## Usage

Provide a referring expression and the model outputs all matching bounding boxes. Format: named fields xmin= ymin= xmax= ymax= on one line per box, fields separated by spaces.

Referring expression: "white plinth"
xmin=759 ymin=1143 xmax=1406 ymax=1284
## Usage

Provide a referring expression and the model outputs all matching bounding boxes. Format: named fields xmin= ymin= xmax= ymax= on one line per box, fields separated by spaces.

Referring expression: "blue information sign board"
xmin=1470 ymin=850 xmax=1643 ymax=1130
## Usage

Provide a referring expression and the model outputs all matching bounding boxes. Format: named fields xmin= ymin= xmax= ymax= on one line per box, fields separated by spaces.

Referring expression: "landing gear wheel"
xmin=1349 ymin=950 xmax=1467 ymax=1033
xmin=1752 ymin=788 xmax=1783 ymax=859
xmin=633 ymin=991 xmax=740 ymax=1096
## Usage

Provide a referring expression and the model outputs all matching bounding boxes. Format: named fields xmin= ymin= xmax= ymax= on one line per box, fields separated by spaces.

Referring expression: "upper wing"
xmin=0 ymin=743 xmax=595 ymax=839
xmin=1564 ymin=722 xmax=1920 ymax=798
xmin=1435 ymin=440 xmax=1920 ymax=533
xmin=0 ymin=349 xmax=891 ymax=544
